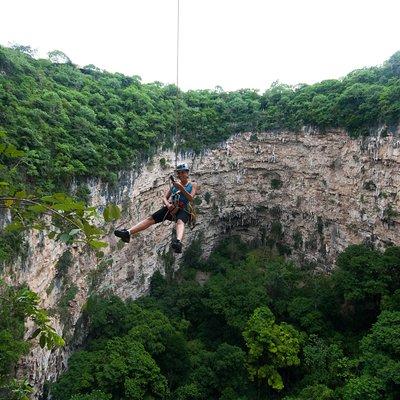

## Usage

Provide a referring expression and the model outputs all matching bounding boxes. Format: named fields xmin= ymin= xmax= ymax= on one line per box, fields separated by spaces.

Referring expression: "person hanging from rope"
xmin=114 ymin=163 xmax=197 ymax=253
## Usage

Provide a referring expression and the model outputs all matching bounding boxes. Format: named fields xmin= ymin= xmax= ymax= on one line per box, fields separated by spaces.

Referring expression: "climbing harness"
xmin=161 ymin=178 xmax=197 ymax=228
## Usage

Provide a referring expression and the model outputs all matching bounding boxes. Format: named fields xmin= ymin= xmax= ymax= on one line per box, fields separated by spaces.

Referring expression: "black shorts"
xmin=151 ymin=206 xmax=190 ymax=224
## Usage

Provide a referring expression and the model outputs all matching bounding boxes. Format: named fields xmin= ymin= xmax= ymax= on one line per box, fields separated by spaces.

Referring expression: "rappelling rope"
xmin=174 ymin=0 xmax=181 ymax=168
xmin=166 ymin=0 xmax=197 ymax=229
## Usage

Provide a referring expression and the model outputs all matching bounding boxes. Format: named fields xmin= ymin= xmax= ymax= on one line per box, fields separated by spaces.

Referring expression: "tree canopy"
xmin=1 ymin=45 xmax=400 ymax=194
xmin=50 ymin=240 xmax=400 ymax=400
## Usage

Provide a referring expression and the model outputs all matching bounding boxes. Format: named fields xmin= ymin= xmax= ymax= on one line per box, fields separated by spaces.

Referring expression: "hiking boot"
xmin=114 ymin=229 xmax=131 ymax=243
xmin=171 ymin=239 xmax=183 ymax=254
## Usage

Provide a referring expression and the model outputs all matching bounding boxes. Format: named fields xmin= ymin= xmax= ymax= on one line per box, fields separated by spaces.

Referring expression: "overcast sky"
xmin=1 ymin=0 xmax=400 ymax=92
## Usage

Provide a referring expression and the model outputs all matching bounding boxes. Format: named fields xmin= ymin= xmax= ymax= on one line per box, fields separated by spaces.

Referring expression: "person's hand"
xmin=173 ymin=182 xmax=184 ymax=191
xmin=167 ymin=203 xmax=175 ymax=211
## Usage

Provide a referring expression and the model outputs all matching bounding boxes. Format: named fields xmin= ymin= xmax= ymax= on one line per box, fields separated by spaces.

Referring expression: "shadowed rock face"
xmin=7 ymin=129 xmax=400 ymax=397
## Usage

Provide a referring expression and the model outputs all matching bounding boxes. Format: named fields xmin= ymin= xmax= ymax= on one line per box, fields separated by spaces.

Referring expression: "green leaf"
xmin=32 ymin=223 xmax=46 ymax=230
xmin=53 ymin=193 xmax=67 ymax=201
xmin=95 ymin=251 xmax=105 ymax=259
xmin=54 ymin=335 xmax=65 ymax=347
xmin=5 ymin=221 xmax=23 ymax=232
xmin=69 ymin=228 xmax=81 ymax=236
xmin=103 ymin=203 xmax=121 ymax=222
xmin=28 ymin=204 xmax=47 ymax=213
xmin=5 ymin=144 xmax=25 ymax=158
xmin=9 ymin=149 xmax=25 ymax=158
xmin=52 ymin=203 xmax=75 ymax=211
xmin=39 ymin=334 xmax=46 ymax=348
xmin=30 ymin=328 xmax=41 ymax=339
xmin=41 ymin=195 xmax=55 ymax=203
xmin=4 ymin=199 xmax=14 ymax=207
xmin=48 ymin=231 xmax=57 ymax=239
xmin=59 ymin=233 xmax=70 ymax=243
xmin=268 ymin=370 xmax=284 ymax=390
xmin=83 ymin=222 xmax=103 ymax=237
xmin=41 ymin=193 xmax=67 ymax=203
xmin=88 ymin=240 xmax=108 ymax=249
xmin=15 ymin=190 xmax=27 ymax=199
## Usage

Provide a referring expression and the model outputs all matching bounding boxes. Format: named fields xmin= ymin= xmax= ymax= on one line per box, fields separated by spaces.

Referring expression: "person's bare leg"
xmin=176 ymin=219 xmax=185 ymax=241
xmin=129 ymin=217 xmax=155 ymax=235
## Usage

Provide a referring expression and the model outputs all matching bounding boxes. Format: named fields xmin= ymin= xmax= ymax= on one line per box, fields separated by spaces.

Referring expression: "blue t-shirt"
xmin=171 ymin=182 xmax=193 ymax=209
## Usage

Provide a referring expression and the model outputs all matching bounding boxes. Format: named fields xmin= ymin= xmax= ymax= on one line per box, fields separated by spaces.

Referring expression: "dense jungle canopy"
xmin=1 ymin=45 xmax=400 ymax=192
xmin=50 ymin=239 xmax=400 ymax=400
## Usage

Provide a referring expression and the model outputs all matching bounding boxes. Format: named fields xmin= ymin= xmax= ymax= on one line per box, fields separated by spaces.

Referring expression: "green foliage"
xmin=243 ymin=306 xmax=302 ymax=390
xmin=0 ymin=126 xmax=123 ymax=262
xmin=204 ymin=260 xmax=270 ymax=332
xmin=0 ymin=231 xmax=25 ymax=264
xmin=331 ymin=244 xmax=400 ymax=331
xmin=57 ymin=285 xmax=78 ymax=322
xmin=51 ymin=339 xmax=169 ymax=400
xmin=204 ymin=192 xmax=211 ymax=204
xmin=270 ymin=221 xmax=283 ymax=241
xmin=86 ymin=258 xmax=113 ymax=292
xmin=206 ymin=236 xmax=249 ymax=273
xmin=0 ymin=281 xmax=65 ymax=352
xmin=126 ymin=306 xmax=190 ymax=389
xmin=53 ymin=242 xmax=400 ymax=399
xmin=287 ymin=298 xmax=327 ymax=334
xmin=252 ymin=252 xmax=304 ymax=318
xmin=84 ymin=295 xmax=129 ymax=341
xmin=70 ymin=391 xmax=111 ymax=400
xmin=300 ymin=335 xmax=356 ymax=388
xmin=1 ymin=44 xmax=400 ymax=198
xmin=0 ymin=378 xmax=34 ymax=400
xmin=182 ymin=341 xmax=248 ymax=400
xmin=271 ymin=178 xmax=283 ymax=190
xmin=102 ymin=203 xmax=121 ymax=223
xmin=341 ymin=375 xmax=385 ymax=400
xmin=182 ymin=233 xmax=204 ymax=269
xmin=0 ymin=279 xmax=64 ymax=398
xmin=0 ymin=129 xmax=120 ymax=395
xmin=173 ymin=383 xmax=202 ymax=400
xmin=355 ymin=311 xmax=400 ymax=399
xmin=0 ymin=301 xmax=29 ymax=377
xmin=284 ymin=384 xmax=334 ymax=400
xmin=292 ymin=230 xmax=303 ymax=250
xmin=55 ymin=250 xmax=73 ymax=278
xmin=74 ymin=184 xmax=91 ymax=204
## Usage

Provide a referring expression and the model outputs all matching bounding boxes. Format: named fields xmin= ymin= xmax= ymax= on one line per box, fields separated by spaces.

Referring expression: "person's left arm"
xmin=173 ymin=182 xmax=197 ymax=202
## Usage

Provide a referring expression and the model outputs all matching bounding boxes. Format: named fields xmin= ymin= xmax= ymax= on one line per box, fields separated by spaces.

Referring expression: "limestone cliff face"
xmin=4 ymin=129 xmax=400 ymax=397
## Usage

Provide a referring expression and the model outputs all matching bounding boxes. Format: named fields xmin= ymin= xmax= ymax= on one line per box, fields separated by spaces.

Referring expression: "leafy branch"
xmin=0 ymin=130 xmax=121 ymax=399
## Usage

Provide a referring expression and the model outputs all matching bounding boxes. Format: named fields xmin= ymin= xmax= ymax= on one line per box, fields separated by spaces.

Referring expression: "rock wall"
xmin=4 ymin=129 xmax=400 ymax=397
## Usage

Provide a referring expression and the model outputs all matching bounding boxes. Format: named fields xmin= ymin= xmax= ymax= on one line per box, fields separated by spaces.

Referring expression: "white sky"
xmin=1 ymin=0 xmax=400 ymax=92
